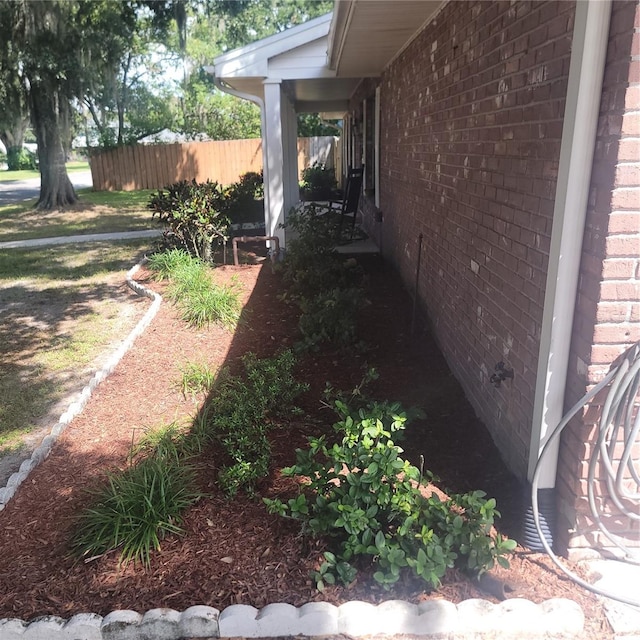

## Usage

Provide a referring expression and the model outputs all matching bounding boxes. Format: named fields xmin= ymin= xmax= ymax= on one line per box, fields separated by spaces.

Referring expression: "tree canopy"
xmin=0 ymin=0 xmax=336 ymax=208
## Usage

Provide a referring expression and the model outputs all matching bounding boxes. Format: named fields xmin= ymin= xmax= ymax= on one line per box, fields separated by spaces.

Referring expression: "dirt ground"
xmin=0 ymin=252 xmax=613 ymax=638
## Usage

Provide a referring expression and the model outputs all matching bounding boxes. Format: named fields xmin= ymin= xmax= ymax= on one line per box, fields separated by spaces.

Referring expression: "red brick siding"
xmin=559 ymin=0 xmax=640 ymax=554
xmin=375 ymin=0 xmax=575 ymax=477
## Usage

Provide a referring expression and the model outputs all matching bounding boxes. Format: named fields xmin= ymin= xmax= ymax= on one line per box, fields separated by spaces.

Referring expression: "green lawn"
xmin=0 ymin=161 xmax=90 ymax=182
xmin=0 ymin=187 xmax=158 ymax=241
xmin=0 ymin=239 xmax=154 ymax=451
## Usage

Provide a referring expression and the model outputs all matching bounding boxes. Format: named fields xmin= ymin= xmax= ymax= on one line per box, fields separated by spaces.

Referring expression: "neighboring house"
xmin=213 ymin=0 xmax=640 ymax=557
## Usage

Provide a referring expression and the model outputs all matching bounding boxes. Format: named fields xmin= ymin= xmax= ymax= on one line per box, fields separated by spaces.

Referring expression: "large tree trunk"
xmin=30 ymin=84 xmax=77 ymax=209
xmin=0 ymin=119 xmax=29 ymax=170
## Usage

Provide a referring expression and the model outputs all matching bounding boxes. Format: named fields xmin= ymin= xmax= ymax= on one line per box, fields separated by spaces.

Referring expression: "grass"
xmin=178 ymin=361 xmax=217 ymax=398
xmin=0 ymin=239 xmax=153 ymax=450
xmin=0 ymin=188 xmax=155 ymax=242
xmin=72 ymin=456 xmax=201 ymax=566
xmin=147 ymin=249 xmax=241 ymax=329
xmin=0 ymin=161 xmax=89 ymax=182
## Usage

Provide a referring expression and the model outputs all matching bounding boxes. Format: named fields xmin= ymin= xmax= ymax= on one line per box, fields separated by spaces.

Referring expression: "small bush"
xmin=265 ymin=397 xmax=516 ymax=590
xmin=178 ymin=361 xmax=217 ymax=398
xmin=222 ymin=171 xmax=264 ymax=225
xmin=281 ymin=207 xmax=365 ymax=351
xmin=300 ymin=163 xmax=338 ymax=200
xmin=148 ymin=180 xmax=230 ymax=261
xmin=205 ymin=350 xmax=308 ymax=496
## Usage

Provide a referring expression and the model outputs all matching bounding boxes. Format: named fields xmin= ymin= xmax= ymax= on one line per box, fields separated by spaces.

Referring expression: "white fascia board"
xmin=214 ymin=13 xmax=332 ymax=79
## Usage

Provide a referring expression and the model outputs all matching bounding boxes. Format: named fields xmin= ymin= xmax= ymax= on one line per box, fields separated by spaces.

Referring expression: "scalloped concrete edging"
xmin=0 ymin=598 xmax=585 ymax=639
xmin=0 ymin=254 xmax=587 ymax=640
xmin=0 ymin=259 xmax=161 ymax=512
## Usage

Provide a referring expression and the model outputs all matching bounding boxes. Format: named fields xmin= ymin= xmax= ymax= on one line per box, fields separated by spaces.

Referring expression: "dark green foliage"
xmin=281 ymin=206 xmax=365 ymax=351
xmin=205 ymin=350 xmax=308 ymax=496
xmin=265 ymin=396 xmax=516 ymax=591
xmin=221 ymin=171 xmax=264 ymax=225
xmin=300 ymin=162 xmax=338 ymax=201
xmin=298 ymin=287 xmax=366 ymax=351
xmin=148 ymin=180 xmax=230 ymax=261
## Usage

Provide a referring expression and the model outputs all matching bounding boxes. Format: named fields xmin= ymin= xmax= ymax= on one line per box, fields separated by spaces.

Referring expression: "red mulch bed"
xmin=0 ymin=253 xmax=612 ymax=638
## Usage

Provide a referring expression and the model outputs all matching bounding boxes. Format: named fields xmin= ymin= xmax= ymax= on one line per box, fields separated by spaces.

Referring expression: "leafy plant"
xmin=221 ymin=171 xmax=264 ymax=225
xmin=204 ymin=350 xmax=308 ymax=496
xmin=298 ymin=286 xmax=367 ymax=351
xmin=148 ymin=180 xmax=230 ymax=261
xmin=265 ymin=397 xmax=516 ymax=590
xmin=280 ymin=207 xmax=365 ymax=351
xmin=300 ymin=162 xmax=338 ymax=200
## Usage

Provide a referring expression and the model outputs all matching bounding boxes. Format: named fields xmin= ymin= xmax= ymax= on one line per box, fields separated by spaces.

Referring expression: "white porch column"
xmin=281 ymin=95 xmax=300 ymax=225
xmin=263 ymin=79 xmax=286 ymax=249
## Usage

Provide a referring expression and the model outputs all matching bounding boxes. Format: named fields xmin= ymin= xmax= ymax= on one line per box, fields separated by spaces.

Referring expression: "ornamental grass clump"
xmin=73 ymin=449 xmax=201 ymax=567
xmin=265 ymin=395 xmax=516 ymax=591
xmin=147 ymin=248 xmax=241 ymax=329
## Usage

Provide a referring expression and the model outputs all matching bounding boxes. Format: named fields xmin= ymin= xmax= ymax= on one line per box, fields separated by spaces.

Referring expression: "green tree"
xmin=0 ymin=4 xmax=30 ymax=171
xmin=1 ymin=0 xmax=180 ymax=208
xmin=173 ymin=0 xmax=334 ymax=139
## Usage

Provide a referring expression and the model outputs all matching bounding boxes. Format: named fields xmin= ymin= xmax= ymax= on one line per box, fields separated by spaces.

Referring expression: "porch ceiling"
xmin=327 ymin=0 xmax=444 ymax=77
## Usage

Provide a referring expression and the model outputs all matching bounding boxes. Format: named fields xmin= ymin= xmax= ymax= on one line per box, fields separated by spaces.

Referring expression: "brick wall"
xmin=558 ymin=0 xmax=640 ymax=554
xmin=375 ymin=0 xmax=575 ymax=478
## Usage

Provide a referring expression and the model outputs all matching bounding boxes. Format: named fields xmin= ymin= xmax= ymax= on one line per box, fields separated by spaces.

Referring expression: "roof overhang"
xmin=327 ymin=0 xmax=444 ymax=77
xmin=212 ymin=1 xmax=445 ymax=115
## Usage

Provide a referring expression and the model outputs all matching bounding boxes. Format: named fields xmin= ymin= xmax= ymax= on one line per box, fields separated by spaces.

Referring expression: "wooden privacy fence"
xmin=90 ymin=137 xmax=337 ymax=191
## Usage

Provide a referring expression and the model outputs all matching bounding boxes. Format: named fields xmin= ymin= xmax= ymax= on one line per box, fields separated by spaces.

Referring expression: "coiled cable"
xmin=531 ymin=341 xmax=640 ymax=608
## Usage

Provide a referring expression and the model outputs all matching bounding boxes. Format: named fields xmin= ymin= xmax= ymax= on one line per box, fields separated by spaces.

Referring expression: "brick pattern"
xmin=373 ymin=0 xmax=575 ymax=477
xmin=559 ymin=0 xmax=640 ymax=554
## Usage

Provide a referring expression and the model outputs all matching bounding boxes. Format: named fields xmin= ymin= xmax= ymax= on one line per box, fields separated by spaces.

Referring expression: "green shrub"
xmin=281 ymin=206 xmax=365 ymax=351
xmin=148 ymin=180 xmax=230 ymax=261
xmin=146 ymin=248 xmax=195 ymax=280
xmin=221 ymin=171 xmax=264 ymax=225
xmin=300 ymin=162 xmax=338 ymax=200
xmin=73 ymin=457 xmax=201 ymax=567
xmin=205 ymin=350 xmax=308 ymax=496
xmin=298 ymin=286 xmax=366 ymax=350
xmin=265 ymin=398 xmax=516 ymax=591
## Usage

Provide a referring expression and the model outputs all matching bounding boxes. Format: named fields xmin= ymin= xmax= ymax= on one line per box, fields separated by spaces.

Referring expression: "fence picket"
xmin=89 ymin=137 xmax=337 ymax=191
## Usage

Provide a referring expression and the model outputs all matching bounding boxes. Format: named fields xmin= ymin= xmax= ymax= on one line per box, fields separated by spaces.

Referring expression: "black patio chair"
xmin=303 ymin=165 xmax=364 ymax=242
xmin=335 ymin=165 xmax=364 ymax=241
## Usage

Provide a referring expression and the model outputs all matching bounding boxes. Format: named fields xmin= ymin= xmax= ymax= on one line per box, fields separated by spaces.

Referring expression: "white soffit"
xmin=328 ymin=0 xmax=444 ymax=76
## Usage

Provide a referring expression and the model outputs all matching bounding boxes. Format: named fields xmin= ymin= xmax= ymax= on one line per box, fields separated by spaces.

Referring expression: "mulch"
xmin=0 ymin=253 xmax=612 ymax=638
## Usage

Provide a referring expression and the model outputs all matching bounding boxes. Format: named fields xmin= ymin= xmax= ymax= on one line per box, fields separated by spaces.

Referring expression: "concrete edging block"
xmin=22 ymin=616 xmax=65 ymax=639
xmin=256 ymin=603 xmax=300 ymax=636
xmin=0 ymin=619 xmax=28 ymax=640
xmin=178 ymin=606 xmax=219 ymax=638
xmin=62 ymin=613 xmax=103 ymax=640
xmin=100 ymin=610 xmax=142 ymax=640
xmin=539 ymin=598 xmax=585 ymax=634
xmin=297 ymin=602 xmax=339 ymax=635
xmin=137 ymin=608 xmax=180 ymax=640
xmin=218 ymin=604 xmax=259 ymax=638
xmin=338 ymin=601 xmax=380 ymax=635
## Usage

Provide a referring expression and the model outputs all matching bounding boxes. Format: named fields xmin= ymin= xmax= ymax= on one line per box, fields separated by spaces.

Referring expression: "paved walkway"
xmin=0 ymin=229 xmax=162 ymax=250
